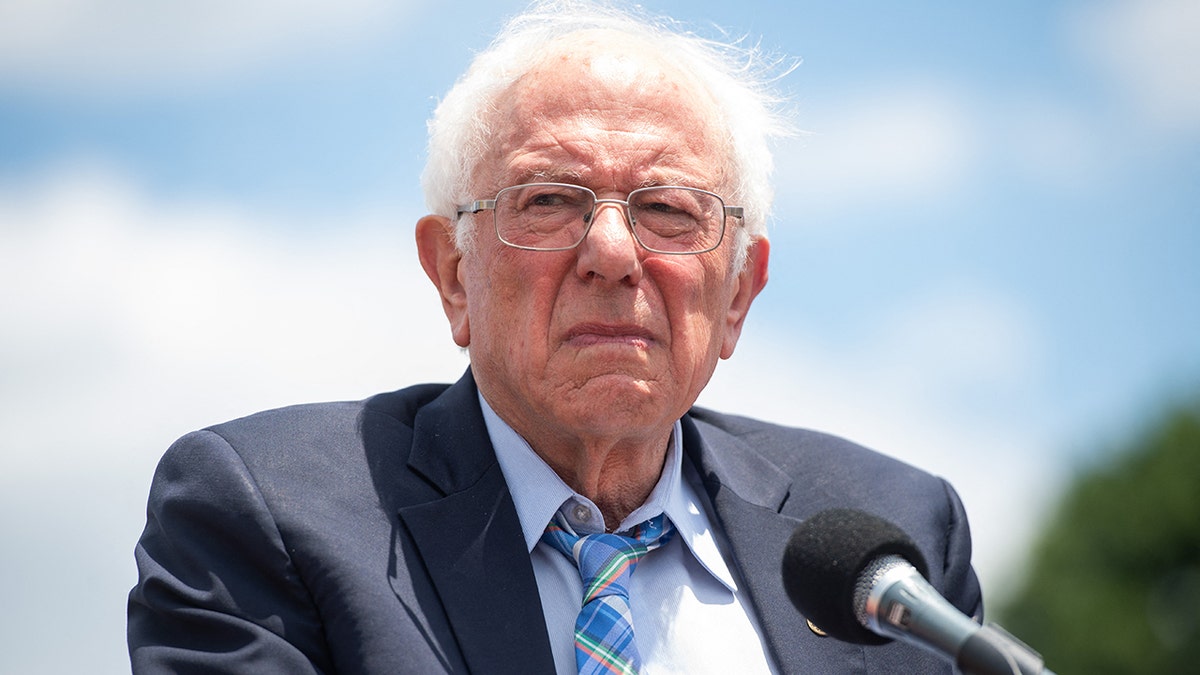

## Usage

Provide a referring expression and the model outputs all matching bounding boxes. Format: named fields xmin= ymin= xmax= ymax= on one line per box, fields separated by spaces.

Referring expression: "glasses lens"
xmin=629 ymin=187 xmax=725 ymax=253
xmin=494 ymin=183 xmax=593 ymax=250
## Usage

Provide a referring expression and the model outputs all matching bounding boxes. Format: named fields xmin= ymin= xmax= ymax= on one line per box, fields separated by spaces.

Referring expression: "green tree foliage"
xmin=997 ymin=398 xmax=1200 ymax=674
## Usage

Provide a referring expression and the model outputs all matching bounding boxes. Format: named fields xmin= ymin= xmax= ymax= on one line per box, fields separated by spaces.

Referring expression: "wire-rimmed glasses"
xmin=457 ymin=182 xmax=742 ymax=254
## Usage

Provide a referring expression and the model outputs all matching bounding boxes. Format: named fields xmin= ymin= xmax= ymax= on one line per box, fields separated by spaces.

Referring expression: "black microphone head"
xmin=781 ymin=508 xmax=929 ymax=645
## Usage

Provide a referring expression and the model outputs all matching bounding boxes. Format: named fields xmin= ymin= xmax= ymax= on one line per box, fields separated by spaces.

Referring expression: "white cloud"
xmin=0 ymin=0 xmax=418 ymax=93
xmin=991 ymin=96 xmax=1110 ymax=192
xmin=0 ymin=165 xmax=1061 ymax=670
xmin=1071 ymin=0 xmax=1200 ymax=132
xmin=873 ymin=285 xmax=1044 ymax=398
xmin=1 ymin=163 xmax=466 ymax=466
xmin=778 ymin=85 xmax=977 ymax=217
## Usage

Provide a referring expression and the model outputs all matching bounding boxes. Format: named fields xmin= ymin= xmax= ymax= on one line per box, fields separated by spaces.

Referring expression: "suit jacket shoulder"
xmin=688 ymin=406 xmax=967 ymax=520
xmin=129 ymin=375 xmax=555 ymax=674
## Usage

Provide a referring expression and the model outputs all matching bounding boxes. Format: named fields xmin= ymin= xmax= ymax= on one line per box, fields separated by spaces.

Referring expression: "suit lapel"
xmin=682 ymin=414 xmax=868 ymax=673
xmin=397 ymin=372 xmax=556 ymax=675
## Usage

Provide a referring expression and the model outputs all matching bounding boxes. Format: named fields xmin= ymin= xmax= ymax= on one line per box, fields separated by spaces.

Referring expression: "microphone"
xmin=781 ymin=508 xmax=1055 ymax=675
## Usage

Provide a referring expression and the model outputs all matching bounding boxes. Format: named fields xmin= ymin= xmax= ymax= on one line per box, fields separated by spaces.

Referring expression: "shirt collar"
xmin=479 ymin=392 xmax=738 ymax=592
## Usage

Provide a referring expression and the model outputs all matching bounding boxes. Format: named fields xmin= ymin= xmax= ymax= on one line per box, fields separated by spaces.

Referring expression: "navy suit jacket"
xmin=128 ymin=370 xmax=982 ymax=673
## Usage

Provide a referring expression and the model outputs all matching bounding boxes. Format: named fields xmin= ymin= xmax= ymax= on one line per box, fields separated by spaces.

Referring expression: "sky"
xmin=1 ymin=0 xmax=1197 ymax=672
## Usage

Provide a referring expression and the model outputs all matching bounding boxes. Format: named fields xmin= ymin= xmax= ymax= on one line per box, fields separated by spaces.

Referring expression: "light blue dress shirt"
xmin=480 ymin=394 xmax=777 ymax=674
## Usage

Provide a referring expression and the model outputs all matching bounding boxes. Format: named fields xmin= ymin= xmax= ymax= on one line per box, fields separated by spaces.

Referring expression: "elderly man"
xmin=128 ymin=1 xmax=981 ymax=673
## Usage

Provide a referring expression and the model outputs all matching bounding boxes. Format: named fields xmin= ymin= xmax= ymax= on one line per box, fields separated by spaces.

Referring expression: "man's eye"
xmin=529 ymin=193 xmax=566 ymax=207
xmin=643 ymin=201 xmax=683 ymax=214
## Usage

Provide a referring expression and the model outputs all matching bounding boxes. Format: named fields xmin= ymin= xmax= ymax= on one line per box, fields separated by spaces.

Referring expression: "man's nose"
xmin=575 ymin=201 xmax=643 ymax=284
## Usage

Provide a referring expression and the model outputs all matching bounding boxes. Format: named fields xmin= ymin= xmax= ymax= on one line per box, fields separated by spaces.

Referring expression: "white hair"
xmin=421 ymin=0 xmax=796 ymax=261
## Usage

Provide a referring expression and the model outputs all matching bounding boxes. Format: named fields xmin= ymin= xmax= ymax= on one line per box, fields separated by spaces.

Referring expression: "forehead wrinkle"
xmin=501 ymin=126 xmax=716 ymax=192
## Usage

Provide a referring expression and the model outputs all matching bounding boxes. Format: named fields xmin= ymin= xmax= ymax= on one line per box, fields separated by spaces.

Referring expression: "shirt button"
xmin=572 ymin=503 xmax=591 ymax=523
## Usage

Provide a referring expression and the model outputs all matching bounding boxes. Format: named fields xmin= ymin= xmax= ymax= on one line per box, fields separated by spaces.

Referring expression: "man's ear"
xmin=720 ymin=237 xmax=770 ymax=359
xmin=416 ymin=215 xmax=471 ymax=347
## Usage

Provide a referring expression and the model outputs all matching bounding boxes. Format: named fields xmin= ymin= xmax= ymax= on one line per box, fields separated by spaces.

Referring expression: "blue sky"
xmin=1 ymin=1 xmax=1197 ymax=672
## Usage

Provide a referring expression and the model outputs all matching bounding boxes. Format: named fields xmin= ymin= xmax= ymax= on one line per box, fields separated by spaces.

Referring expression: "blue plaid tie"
xmin=542 ymin=513 xmax=674 ymax=675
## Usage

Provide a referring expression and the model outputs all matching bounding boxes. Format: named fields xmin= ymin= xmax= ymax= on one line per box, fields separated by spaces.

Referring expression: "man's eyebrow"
xmin=636 ymin=175 xmax=704 ymax=189
xmin=507 ymin=168 xmax=585 ymax=184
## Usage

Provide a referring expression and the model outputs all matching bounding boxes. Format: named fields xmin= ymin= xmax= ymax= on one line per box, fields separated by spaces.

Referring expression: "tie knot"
xmin=542 ymin=514 xmax=674 ymax=603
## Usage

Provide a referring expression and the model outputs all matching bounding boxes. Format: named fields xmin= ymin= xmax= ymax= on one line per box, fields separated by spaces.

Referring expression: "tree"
xmin=997 ymin=397 xmax=1200 ymax=674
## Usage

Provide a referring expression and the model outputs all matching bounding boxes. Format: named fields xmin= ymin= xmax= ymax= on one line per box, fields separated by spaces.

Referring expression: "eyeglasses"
xmin=457 ymin=183 xmax=743 ymax=254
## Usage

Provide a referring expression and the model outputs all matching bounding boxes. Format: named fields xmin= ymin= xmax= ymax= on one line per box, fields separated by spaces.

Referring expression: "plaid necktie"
xmin=542 ymin=513 xmax=674 ymax=675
